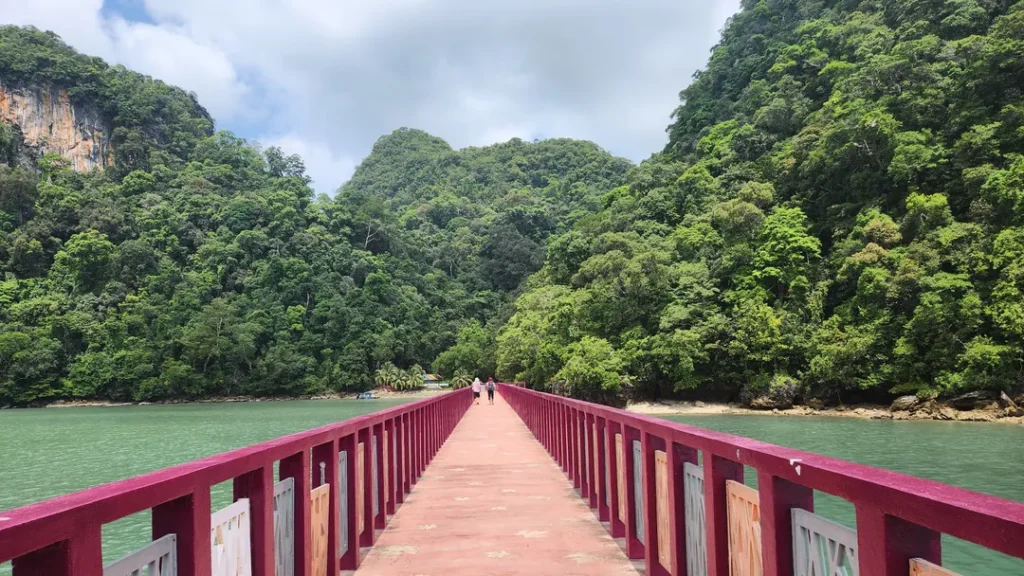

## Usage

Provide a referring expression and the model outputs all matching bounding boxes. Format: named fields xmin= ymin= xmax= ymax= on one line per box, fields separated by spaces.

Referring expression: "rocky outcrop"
xmin=0 ymin=80 xmax=111 ymax=171
xmin=890 ymin=395 xmax=919 ymax=411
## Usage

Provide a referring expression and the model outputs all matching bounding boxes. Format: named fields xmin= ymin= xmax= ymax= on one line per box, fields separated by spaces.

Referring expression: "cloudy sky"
xmin=2 ymin=0 xmax=739 ymax=194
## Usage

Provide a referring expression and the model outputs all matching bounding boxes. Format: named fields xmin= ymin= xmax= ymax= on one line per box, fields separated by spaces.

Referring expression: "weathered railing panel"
xmin=726 ymin=480 xmax=761 ymax=576
xmin=616 ymin=433 xmax=626 ymax=523
xmin=338 ymin=451 xmax=348 ymax=557
xmin=654 ymin=450 xmax=670 ymax=569
xmin=792 ymin=508 xmax=857 ymax=576
xmin=103 ymin=534 xmax=177 ymax=576
xmin=310 ymin=484 xmax=330 ymax=576
xmin=211 ymin=499 xmax=252 ymax=576
xmin=272 ymin=478 xmax=294 ymax=576
xmin=684 ymin=463 xmax=708 ymax=576
xmin=632 ymin=439 xmax=644 ymax=544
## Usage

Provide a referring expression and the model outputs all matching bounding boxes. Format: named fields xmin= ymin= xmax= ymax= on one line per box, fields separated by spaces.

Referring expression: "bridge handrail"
xmin=500 ymin=384 xmax=1024 ymax=576
xmin=0 ymin=389 xmax=472 ymax=575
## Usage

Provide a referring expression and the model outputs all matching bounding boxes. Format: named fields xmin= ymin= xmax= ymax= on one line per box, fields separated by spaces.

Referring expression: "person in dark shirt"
xmin=486 ymin=377 xmax=495 ymax=405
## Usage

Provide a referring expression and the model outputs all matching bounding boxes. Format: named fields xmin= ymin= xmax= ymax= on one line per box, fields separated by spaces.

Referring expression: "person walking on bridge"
xmin=486 ymin=377 xmax=495 ymax=405
xmin=471 ymin=377 xmax=482 ymax=405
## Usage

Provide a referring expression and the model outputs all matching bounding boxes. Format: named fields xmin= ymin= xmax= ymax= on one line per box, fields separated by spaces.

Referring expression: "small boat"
xmin=356 ymin=391 xmax=377 ymax=400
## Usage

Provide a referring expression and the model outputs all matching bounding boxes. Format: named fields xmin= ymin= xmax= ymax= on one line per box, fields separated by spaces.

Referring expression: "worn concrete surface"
xmin=351 ymin=394 xmax=642 ymax=576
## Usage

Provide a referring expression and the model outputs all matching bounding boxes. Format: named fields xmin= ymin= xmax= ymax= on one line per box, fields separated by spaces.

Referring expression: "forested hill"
xmin=496 ymin=0 xmax=1024 ymax=406
xmin=0 ymin=26 xmax=631 ymax=406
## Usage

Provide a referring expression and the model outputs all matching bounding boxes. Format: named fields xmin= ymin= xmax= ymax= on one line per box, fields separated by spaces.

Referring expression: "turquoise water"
xmin=1 ymin=402 xmax=1021 ymax=574
xmin=0 ymin=399 xmax=411 ymax=569
xmin=661 ymin=414 xmax=1024 ymax=575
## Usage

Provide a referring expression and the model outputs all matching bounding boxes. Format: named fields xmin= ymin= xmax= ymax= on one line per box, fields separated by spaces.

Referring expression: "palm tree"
xmin=451 ymin=369 xmax=473 ymax=389
xmin=374 ymin=363 xmax=401 ymax=390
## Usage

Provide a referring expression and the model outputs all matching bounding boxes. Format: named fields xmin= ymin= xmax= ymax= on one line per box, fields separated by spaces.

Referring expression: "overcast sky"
xmin=1 ymin=0 xmax=739 ymax=194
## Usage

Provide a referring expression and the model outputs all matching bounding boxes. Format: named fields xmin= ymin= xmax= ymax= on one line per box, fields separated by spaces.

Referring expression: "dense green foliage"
xmin=497 ymin=0 xmax=1024 ymax=404
xmin=0 ymin=27 xmax=630 ymax=406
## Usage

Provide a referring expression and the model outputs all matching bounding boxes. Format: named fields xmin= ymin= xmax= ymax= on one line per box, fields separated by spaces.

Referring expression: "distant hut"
xmin=423 ymin=373 xmax=445 ymax=389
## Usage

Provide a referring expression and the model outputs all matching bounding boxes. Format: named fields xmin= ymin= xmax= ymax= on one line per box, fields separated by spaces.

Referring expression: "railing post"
xmin=571 ymin=408 xmax=581 ymax=488
xmin=339 ymin=434 xmax=360 ymax=570
xmin=403 ymin=412 xmax=413 ymax=492
xmin=758 ymin=471 xmax=813 ymax=576
xmin=586 ymin=413 xmax=597 ymax=508
xmin=642 ymin=432 xmax=667 ymax=576
xmin=385 ymin=416 xmax=397 ymax=516
xmin=705 ymin=453 xmax=742 ymax=576
xmin=856 ymin=506 xmax=941 ymax=575
xmin=668 ymin=442 xmax=698 ymax=575
xmin=278 ymin=448 xmax=309 ymax=573
xmin=233 ymin=465 xmax=274 ymax=576
xmin=374 ymin=423 xmax=386 ymax=529
xmin=597 ymin=416 xmax=610 ymax=522
xmin=359 ymin=427 xmax=375 ymax=547
xmin=152 ymin=489 xmax=213 ymax=576
xmin=623 ymin=426 xmax=643 ymax=559
xmin=583 ymin=412 xmax=592 ymax=498
xmin=607 ymin=420 xmax=625 ymax=538
xmin=392 ymin=417 xmax=404 ymax=507
xmin=12 ymin=524 xmax=102 ymax=576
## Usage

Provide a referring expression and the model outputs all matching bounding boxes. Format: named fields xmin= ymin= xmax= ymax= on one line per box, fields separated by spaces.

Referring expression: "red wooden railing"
xmin=500 ymin=385 xmax=1024 ymax=576
xmin=0 ymin=388 xmax=472 ymax=575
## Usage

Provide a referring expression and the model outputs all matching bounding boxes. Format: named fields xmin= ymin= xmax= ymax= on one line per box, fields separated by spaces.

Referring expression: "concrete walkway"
xmin=352 ymin=393 xmax=642 ymax=576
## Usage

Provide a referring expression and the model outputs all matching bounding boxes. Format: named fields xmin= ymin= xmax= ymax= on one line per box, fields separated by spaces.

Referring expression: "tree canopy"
xmin=0 ymin=27 xmax=631 ymax=406
xmin=496 ymin=0 xmax=1024 ymax=405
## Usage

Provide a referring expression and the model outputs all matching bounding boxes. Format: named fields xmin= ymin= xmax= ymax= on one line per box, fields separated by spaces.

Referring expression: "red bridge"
xmin=1 ymin=385 xmax=1022 ymax=575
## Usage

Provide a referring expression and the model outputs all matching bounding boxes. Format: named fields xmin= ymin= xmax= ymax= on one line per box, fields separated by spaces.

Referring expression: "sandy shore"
xmin=627 ymin=399 xmax=1024 ymax=424
xmin=38 ymin=388 xmax=450 ymax=408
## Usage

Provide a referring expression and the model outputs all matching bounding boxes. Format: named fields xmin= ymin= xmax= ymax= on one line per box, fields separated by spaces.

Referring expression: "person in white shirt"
xmin=471 ymin=378 xmax=482 ymax=405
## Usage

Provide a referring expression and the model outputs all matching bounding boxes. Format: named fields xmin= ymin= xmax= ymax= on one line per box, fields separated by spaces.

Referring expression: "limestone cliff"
xmin=0 ymin=79 xmax=112 ymax=171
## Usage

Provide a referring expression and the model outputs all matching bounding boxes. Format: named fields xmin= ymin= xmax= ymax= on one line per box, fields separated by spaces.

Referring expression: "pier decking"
xmin=351 ymin=394 xmax=639 ymax=575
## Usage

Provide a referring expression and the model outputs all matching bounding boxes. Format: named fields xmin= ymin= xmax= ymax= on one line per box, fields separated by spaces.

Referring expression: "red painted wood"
xmin=606 ymin=421 xmax=625 ymax=538
xmin=152 ymin=489 xmax=212 ymax=576
xmin=668 ymin=441 xmax=698 ymax=576
xmin=499 ymin=385 xmax=1024 ymax=568
xmin=597 ymin=417 xmax=610 ymax=522
xmin=233 ymin=466 xmax=274 ymax=576
xmin=623 ymin=426 xmax=643 ymax=560
xmin=857 ymin=505 xmax=942 ymax=575
xmin=758 ymin=471 xmax=813 ymax=576
xmin=390 ymin=418 xmax=402 ymax=509
xmin=12 ymin=523 xmax=101 ymax=576
xmin=359 ymin=427 xmax=375 ymax=548
xmin=339 ymin=434 xmax=360 ymax=570
xmin=279 ymin=450 xmax=311 ymax=576
xmin=373 ymin=424 xmax=386 ymax=530
xmin=581 ymin=412 xmax=592 ymax=500
xmin=705 ymin=454 xmax=743 ymax=576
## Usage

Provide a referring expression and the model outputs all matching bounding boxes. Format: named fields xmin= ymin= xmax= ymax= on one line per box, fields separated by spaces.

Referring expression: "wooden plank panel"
xmin=911 ymin=559 xmax=962 ymax=576
xmin=726 ymin=480 xmax=762 ymax=576
xmin=310 ymin=484 xmax=330 ymax=576
xmin=655 ymin=450 xmax=670 ymax=569
xmin=211 ymin=499 xmax=252 ymax=576
xmin=684 ymin=463 xmax=707 ymax=576
xmin=356 ymin=442 xmax=364 ymax=534
xmin=384 ymin=430 xmax=390 ymax=507
xmin=616 ymin=433 xmax=626 ymax=523
xmin=592 ymin=423 xmax=600 ymax=502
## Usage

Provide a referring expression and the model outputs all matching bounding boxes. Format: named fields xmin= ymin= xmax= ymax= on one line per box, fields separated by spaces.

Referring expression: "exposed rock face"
xmin=890 ymin=395 xmax=919 ymax=411
xmin=0 ymin=80 xmax=111 ymax=171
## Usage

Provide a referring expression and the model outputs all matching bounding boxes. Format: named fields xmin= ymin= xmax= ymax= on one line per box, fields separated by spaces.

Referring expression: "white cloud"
xmin=259 ymin=134 xmax=357 ymax=197
xmin=1 ymin=0 xmax=741 ymax=194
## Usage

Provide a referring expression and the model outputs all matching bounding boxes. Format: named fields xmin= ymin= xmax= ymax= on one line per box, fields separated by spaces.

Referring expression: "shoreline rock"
xmin=627 ymin=399 xmax=1024 ymax=425
xmin=38 ymin=389 xmax=449 ymax=409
